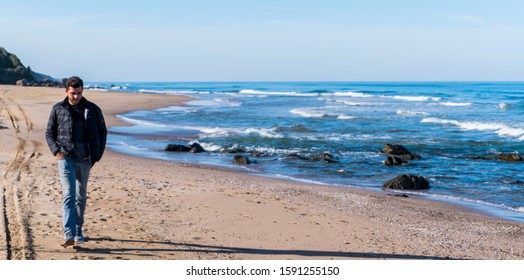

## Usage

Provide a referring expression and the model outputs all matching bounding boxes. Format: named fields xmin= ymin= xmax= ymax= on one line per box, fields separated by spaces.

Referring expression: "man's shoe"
xmin=61 ymin=238 xmax=75 ymax=247
xmin=75 ymin=235 xmax=85 ymax=243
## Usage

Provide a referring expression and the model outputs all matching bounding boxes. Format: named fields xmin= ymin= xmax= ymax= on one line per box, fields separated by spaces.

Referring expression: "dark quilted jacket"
xmin=45 ymin=97 xmax=107 ymax=166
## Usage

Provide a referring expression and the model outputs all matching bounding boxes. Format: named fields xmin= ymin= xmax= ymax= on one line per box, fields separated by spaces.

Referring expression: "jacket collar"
xmin=60 ymin=96 xmax=88 ymax=108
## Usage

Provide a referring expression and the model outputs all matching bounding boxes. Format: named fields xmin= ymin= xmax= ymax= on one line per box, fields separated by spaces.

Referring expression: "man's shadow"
xmin=74 ymin=237 xmax=458 ymax=260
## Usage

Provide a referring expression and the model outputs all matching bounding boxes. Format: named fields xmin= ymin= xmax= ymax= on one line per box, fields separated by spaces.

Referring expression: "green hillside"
xmin=0 ymin=47 xmax=35 ymax=84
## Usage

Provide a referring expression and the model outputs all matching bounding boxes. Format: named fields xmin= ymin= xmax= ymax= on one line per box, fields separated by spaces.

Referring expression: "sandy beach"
xmin=0 ymin=84 xmax=522 ymax=260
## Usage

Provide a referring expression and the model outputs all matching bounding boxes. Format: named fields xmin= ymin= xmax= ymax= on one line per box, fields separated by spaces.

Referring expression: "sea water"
xmin=88 ymin=81 xmax=524 ymax=222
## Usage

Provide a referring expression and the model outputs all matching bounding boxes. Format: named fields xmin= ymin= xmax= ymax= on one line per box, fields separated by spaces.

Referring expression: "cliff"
xmin=0 ymin=47 xmax=34 ymax=84
xmin=0 ymin=47 xmax=63 ymax=87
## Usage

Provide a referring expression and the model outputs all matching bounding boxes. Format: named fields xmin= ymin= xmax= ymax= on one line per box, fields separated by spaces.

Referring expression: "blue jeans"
xmin=58 ymin=157 xmax=91 ymax=240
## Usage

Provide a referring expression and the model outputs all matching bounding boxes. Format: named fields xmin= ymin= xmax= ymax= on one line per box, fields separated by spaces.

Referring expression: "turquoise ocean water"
xmin=87 ymin=82 xmax=524 ymax=222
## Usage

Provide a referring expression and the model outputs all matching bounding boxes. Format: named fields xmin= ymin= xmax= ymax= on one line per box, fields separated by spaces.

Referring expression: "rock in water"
xmin=496 ymin=153 xmax=523 ymax=162
xmin=232 ymin=155 xmax=251 ymax=164
xmin=383 ymin=143 xmax=410 ymax=154
xmin=311 ymin=152 xmax=339 ymax=163
xmin=382 ymin=174 xmax=430 ymax=190
xmin=382 ymin=143 xmax=420 ymax=160
xmin=384 ymin=155 xmax=408 ymax=166
xmin=189 ymin=143 xmax=205 ymax=153
xmin=223 ymin=147 xmax=246 ymax=153
xmin=165 ymin=144 xmax=191 ymax=152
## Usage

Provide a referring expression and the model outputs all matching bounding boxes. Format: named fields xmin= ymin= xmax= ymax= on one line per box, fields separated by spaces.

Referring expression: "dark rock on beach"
xmin=165 ymin=143 xmax=206 ymax=153
xmin=165 ymin=144 xmax=191 ymax=152
xmin=223 ymin=147 xmax=247 ymax=154
xmin=382 ymin=174 xmax=430 ymax=190
xmin=496 ymin=153 xmax=523 ymax=162
xmin=286 ymin=153 xmax=311 ymax=161
xmin=286 ymin=152 xmax=338 ymax=163
xmin=387 ymin=193 xmax=409 ymax=198
xmin=17 ymin=77 xmax=64 ymax=87
xmin=500 ymin=178 xmax=524 ymax=185
xmin=466 ymin=155 xmax=495 ymax=161
xmin=249 ymin=150 xmax=268 ymax=157
xmin=232 ymin=155 xmax=251 ymax=164
xmin=275 ymin=124 xmax=316 ymax=133
xmin=384 ymin=155 xmax=409 ymax=166
xmin=189 ymin=143 xmax=205 ymax=153
xmin=381 ymin=143 xmax=421 ymax=160
xmin=383 ymin=143 xmax=411 ymax=155
xmin=468 ymin=152 xmax=523 ymax=162
xmin=311 ymin=152 xmax=339 ymax=163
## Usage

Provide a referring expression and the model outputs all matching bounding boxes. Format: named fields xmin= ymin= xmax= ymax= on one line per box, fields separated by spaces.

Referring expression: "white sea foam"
xmin=290 ymin=107 xmax=347 ymax=119
xmin=156 ymin=106 xmax=199 ymax=113
xmin=239 ymin=89 xmax=441 ymax=103
xmin=421 ymin=117 xmax=524 ymax=139
xmin=194 ymin=126 xmax=229 ymax=137
xmin=273 ymin=174 xmax=327 ymax=185
xmin=333 ymin=100 xmax=381 ymax=106
xmin=117 ymin=116 xmax=237 ymax=138
xmin=239 ymin=89 xmax=316 ymax=97
xmin=214 ymin=98 xmax=242 ymax=107
xmin=337 ymin=114 xmax=357 ymax=120
xmin=117 ymin=141 xmax=149 ymax=151
xmin=243 ymin=127 xmax=283 ymax=138
xmin=396 ymin=110 xmax=430 ymax=116
xmin=183 ymin=98 xmax=243 ymax=109
xmin=244 ymin=146 xmax=302 ymax=155
xmin=117 ymin=115 xmax=171 ymax=128
xmin=499 ymin=102 xmax=509 ymax=110
xmin=84 ymin=85 xmax=109 ymax=91
xmin=138 ymin=89 xmax=204 ymax=95
xmin=197 ymin=142 xmax=222 ymax=152
xmin=440 ymin=102 xmax=472 ymax=107
xmin=390 ymin=95 xmax=441 ymax=101
xmin=85 ymin=88 xmax=108 ymax=92
xmin=326 ymin=91 xmax=441 ymax=102
xmin=246 ymin=127 xmax=283 ymax=138
xmin=185 ymin=99 xmax=224 ymax=107
xmin=329 ymin=91 xmax=375 ymax=98
xmin=339 ymin=150 xmax=382 ymax=159
xmin=290 ymin=108 xmax=328 ymax=118
xmin=188 ymin=125 xmax=284 ymax=138
xmin=300 ymin=133 xmax=392 ymax=142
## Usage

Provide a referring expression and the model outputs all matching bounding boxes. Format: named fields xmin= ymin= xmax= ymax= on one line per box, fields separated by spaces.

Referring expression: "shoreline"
xmin=0 ymin=85 xmax=522 ymax=260
xmin=109 ymin=145 xmax=524 ymax=224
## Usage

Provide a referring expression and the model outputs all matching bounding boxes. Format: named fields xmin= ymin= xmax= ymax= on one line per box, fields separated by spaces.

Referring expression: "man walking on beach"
xmin=45 ymin=76 xmax=107 ymax=247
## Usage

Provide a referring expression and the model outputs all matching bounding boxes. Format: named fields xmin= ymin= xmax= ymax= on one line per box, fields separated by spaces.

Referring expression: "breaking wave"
xmin=421 ymin=117 xmax=524 ymax=140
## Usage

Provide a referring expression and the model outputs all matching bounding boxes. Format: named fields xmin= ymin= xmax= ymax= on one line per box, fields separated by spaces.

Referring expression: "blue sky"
xmin=1 ymin=0 xmax=524 ymax=81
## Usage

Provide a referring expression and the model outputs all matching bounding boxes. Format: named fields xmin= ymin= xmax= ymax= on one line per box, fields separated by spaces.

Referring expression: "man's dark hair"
xmin=66 ymin=76 xmax=83 ymax=89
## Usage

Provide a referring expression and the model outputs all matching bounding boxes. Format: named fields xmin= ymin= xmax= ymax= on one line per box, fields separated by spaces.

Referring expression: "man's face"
xmin=66 ymin=86 xmax=83 ymax=106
